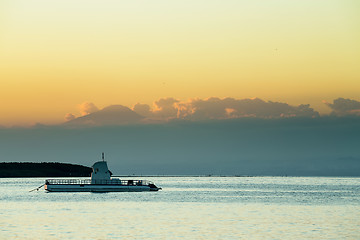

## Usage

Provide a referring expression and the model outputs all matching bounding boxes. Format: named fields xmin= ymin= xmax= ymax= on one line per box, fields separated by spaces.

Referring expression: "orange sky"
xmin=1 ymin=0 xmax=359 ymax=126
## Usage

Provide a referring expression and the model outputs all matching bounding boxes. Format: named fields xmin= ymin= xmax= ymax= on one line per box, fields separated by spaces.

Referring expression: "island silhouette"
xmin=0 ymin=162 xmax=92 ymax=177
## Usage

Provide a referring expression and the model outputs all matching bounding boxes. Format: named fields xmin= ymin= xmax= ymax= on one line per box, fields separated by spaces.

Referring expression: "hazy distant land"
xmin=1 ymin=116 xmax=360 ymax=176
xmin=0 ymin=162 xmax=92 ymax=178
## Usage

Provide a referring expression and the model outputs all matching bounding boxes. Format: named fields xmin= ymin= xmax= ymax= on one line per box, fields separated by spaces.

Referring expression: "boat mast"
xmin=102 ymin=152 xmax=105 ymax=161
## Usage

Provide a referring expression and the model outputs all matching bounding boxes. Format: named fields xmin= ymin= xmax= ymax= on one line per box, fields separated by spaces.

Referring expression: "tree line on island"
xmin=0 ymin=162 xmax=92 ymax=178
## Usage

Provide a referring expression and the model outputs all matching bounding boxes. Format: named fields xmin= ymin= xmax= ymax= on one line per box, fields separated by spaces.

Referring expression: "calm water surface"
xmin=1 ymin=177 xmax=360 ymax=239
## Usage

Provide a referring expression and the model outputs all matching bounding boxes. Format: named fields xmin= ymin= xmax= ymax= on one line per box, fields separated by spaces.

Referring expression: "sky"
xmin=1 ymin=0 xmax=360 ymax=126
xmin=1 ymin=1 xmax=360 ymax=176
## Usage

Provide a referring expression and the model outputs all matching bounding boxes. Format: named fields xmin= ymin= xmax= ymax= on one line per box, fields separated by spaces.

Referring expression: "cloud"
xmin=65 ymin=105 xmax=144 ymax=127
xmin=78 ymin=102 xmax=99 ymax=116
xmin=65 ymin=97 xmax=321 ymax=126
xmin=176 ymin=97 xmax=319 ymax=120
xmin=132 ymin=103 xmax=152 ymax=117
xmin=133 ymin=97 xmax=320 ymax=122
xmin=131 ymin=98 xmax=180 ymax=122
xmin=64 ymin=113 xmax=76 ymax=121
xmin=324 ymin=98 xmax=360 ymax=116
xmin=153 ymin=97 xmax=179 ymax=119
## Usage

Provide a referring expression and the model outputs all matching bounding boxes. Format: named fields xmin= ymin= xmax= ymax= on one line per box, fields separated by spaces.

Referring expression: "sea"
xmin=1 ymin=176 xmax=359 ymax=239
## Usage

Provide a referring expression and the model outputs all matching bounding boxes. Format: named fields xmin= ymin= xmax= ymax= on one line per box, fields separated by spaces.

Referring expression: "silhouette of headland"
xmin=0 ymin=162 xmax=92 ymax=177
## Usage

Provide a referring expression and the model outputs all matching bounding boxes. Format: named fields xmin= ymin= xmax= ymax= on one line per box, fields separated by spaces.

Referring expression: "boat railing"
xmin=45 ymin=179 xmax=150 ymax=186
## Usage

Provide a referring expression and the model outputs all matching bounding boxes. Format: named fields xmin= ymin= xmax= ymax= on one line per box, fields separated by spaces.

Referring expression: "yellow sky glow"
xmin=1 ymin=0 xmax=359 ymax=126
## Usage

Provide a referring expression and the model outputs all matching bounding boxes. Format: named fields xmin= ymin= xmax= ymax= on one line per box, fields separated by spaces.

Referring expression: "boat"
xmin=44 ymin=153 xmax=161 ymax=192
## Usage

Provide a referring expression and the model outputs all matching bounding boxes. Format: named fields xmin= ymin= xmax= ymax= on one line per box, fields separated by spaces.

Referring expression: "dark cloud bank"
xmin=324 ymin=98 xmax=360 ymax=116
xmin=63 ymin=97 xmax=360 ymax=127
xmin=65 ymin=97 xmax=321 ymax=127
xmin=1 ymin=115 xmax=360 ymax=176
xmin=1 ymin=97 xmax=359 ymax=176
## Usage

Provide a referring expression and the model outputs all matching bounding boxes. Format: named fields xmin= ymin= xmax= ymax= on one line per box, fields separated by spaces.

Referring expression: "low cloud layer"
xmin=63 ymin=97 xmax=360 ymax=126
xmin=133 ymin=103 xmax=152 ymax=117
xmin=65 ymin=102 xmax=99 ymax=123
xmin=179 ymin=97 xmax=319 ymax=120
xmin=79 ymin=102 xmax=99 ymax=116
xmin=64 ymin=113 xmax=76 ymax=122
xmin=324 ymin=98 xmax=360 ymax=116
xmin=133 ymin=97 xmax=319 ymax=121
xmin=64 ymin=105 xmax=144 ymax=126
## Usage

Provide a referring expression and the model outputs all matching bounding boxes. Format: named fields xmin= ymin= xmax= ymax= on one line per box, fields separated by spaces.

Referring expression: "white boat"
xmin=44 ymin=154 xmax=161 ymax=192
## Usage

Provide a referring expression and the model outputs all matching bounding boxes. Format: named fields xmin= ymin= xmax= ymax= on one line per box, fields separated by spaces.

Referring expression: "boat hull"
xmin=45 ymin=184 xmax=160 ymax=192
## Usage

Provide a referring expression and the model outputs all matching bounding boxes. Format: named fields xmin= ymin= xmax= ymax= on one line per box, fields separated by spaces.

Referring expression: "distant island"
xmin=0 ymin=162 xmax=92 ymax=178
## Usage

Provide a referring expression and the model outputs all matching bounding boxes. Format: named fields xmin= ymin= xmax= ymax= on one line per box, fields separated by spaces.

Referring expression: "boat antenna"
xmin=102 ymin=152 xmax=105 ymax=161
